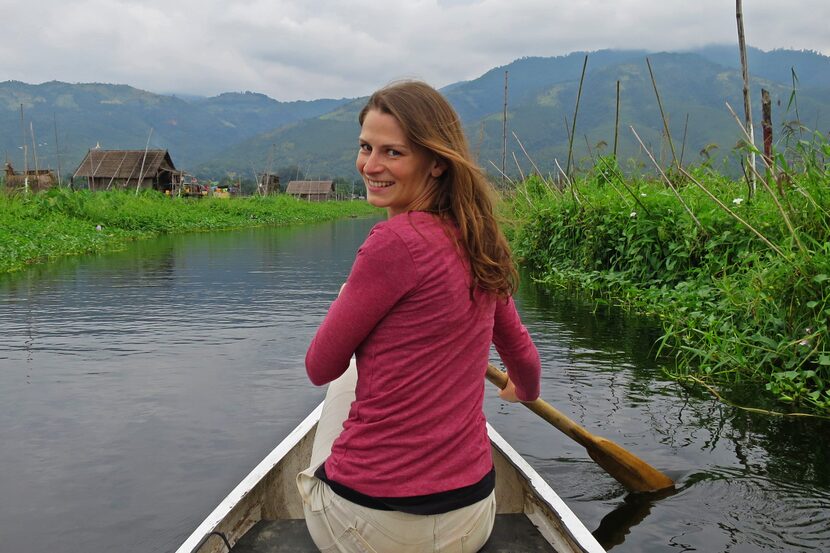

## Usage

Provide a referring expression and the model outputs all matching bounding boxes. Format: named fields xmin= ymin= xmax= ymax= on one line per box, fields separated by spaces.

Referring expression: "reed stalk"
xmin=679 ymin=167 xmax=789 ymax=260
xmin=630 ymin=126 xmax=704 ymax=233
xmin=512 ymin=151 xmax=526 ymax=182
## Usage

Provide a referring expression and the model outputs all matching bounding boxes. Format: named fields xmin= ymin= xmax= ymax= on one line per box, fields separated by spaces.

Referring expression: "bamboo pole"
xmin=645 ymin=58 xmax=678 ymax=171
xmin=613 ymin=80 xmax=621 ymax=158
xmin=53 ymin=114 xmax=62 ymax=187
xmin=502 ymin=70 xmax=508 ymax=186
xmin=566 ymin=55 xmax=588 ymax=179
xmin=736 ymin=0 xmax=756 ymax=195
xmin=679 ymin=113 xmax=690 ymax=168
xmin=135 ymin=128 xmax=154 ymax=195
xmin=20 ymin=104 xmax=28 ymax=193
xmin=30 ymin=122 xmax=40 ymax=179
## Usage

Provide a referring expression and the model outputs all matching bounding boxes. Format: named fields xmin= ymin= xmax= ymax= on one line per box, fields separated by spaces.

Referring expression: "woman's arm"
xmin=492 ymin=296 xmax=541 ymax=401
xmin=305 ymin=226 xmax=418 ymax=385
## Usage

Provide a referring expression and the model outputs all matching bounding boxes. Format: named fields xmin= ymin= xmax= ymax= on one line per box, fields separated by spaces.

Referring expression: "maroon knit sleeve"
xmin=492 ymin=296 xmax=541 ymax=401
xmin=305 ymin=224 xmax=418 ymax=386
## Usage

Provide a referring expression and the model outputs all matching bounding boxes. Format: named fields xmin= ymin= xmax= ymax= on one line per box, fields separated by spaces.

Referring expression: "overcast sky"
xmin=2 ymin=0 xmax=827 ymax=101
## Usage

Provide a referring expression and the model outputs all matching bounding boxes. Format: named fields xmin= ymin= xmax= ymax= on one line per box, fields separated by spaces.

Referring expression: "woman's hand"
xmin=499 ymin=377 xmax=521 ymax=403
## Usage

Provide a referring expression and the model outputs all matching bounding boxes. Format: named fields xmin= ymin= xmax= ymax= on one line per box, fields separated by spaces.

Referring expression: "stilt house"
xmin=72 ymin=149 xmax=182 ymax=192
xmin=285 ymin=180 xmax=335 ymax=201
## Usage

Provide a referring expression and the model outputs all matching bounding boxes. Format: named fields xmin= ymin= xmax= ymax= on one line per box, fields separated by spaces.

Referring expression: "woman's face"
xmin=356 ymin=109 xmax=445 ymax=217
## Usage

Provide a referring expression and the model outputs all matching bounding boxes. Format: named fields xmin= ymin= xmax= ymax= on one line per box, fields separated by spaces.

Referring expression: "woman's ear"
xmin=430 ymin=158 xmax=447 ymax=178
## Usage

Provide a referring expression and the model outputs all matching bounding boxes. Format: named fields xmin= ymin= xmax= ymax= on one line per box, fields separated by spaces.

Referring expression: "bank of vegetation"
xmin=507 ymin=134 xmax=830 ymax=414
xmin=0 ymin=188 xmax=378 ymax=274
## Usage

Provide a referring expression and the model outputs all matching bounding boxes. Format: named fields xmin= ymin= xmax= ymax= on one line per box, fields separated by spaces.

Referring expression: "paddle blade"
xmin=486 ymin=364 xmax=674 ymax=493
xmin=586 ymin=437 xmax=675 ymax=493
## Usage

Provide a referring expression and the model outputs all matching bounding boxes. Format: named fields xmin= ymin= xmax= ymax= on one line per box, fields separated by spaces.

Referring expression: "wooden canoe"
xmin=176 ymin=402 xmax=605 ymax=553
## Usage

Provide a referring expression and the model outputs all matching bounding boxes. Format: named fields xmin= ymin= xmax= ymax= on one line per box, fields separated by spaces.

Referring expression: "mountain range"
xmin=2 ymin=46 xmax=828 ymax=184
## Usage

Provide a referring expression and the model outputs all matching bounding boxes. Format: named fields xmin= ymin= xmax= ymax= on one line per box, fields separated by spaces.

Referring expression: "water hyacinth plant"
xmin=508 ymin=132 xmax=829 ymax=413
xmin=0 ymin=188 xmax=378 ymax=274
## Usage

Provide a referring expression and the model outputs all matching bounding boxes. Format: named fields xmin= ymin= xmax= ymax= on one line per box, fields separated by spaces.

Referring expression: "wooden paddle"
xmin=486 ymin=364 xmax=674 ymax=493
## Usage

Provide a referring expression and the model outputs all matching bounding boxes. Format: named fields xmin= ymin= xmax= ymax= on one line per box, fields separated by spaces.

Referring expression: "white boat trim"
xmin=487 ymin=423 xmax=604 ymax=553
xmin=176 ymin=402 xmax=324 ymax=553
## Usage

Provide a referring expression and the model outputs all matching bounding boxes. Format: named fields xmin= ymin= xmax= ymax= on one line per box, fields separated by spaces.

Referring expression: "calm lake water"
xmin=1 ymin=216 xmax=828 ymax=553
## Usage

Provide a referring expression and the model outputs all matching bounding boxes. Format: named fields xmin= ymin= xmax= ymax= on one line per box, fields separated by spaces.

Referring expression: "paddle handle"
xmin=486 ymin=364 xmax=596 ymax=448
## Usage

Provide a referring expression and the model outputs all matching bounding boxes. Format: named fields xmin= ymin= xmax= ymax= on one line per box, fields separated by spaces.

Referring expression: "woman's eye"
xmin=359 ymin=143 xmax=371 ymax=152
xmin=387 ymin=149 xmax=401 ymax=157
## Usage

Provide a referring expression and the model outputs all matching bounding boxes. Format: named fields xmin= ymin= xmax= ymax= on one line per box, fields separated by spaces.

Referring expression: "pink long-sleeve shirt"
xmin=306 ymin=211 xmax=540 ymax=497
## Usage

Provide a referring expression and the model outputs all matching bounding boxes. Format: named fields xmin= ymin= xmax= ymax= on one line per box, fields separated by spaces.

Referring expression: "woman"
xmin=299 ymin=80 xmax=541 ymax=553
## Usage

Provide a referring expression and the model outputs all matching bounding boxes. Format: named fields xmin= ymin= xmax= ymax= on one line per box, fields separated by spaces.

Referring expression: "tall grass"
xmin=0 ymin=188 xmax=378 ymax=274
xmin=508 ymin=134 xmax=830 ymax=413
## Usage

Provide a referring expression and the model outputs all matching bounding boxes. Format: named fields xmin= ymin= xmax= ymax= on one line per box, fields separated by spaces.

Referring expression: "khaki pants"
xmin=297 ymin=361 xmax=496 ymax=553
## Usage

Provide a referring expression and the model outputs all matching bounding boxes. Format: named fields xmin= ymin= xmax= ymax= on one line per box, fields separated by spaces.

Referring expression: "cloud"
xmin=1 ymin=0 xmax=827 ymax=100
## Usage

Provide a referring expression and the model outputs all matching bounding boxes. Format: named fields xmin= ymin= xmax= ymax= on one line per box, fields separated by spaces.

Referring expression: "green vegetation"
xmin=0 ymin=188 xmax=378 ymax=274
xmin=508 ymin=135 xmax=830 ymax=413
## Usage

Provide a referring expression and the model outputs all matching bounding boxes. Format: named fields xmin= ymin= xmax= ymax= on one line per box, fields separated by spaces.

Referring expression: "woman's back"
xmin=307 ymin=212 xmax=497 ymax=497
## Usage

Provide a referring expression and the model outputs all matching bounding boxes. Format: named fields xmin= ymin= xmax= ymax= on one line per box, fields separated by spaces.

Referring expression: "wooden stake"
xmin=736 ymin=0 xmax=756 ymax=195
xmin=761 ymin=88 xmax=776 ymax=187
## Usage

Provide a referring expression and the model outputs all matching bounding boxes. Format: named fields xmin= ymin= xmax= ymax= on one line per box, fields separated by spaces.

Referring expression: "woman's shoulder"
xmin=382 ymin=211 xmax=450 ymax=238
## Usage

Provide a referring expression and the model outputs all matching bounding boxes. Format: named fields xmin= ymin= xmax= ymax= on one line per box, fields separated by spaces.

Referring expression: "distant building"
xmin=257 ymin=173 xmax=280 ymax=195
xmin=3 ymin=162 xmax=57 ymax=193
xmin=72 ymin=149 xmax=182 ymax=192
xmin=285 ymin=180 xmax=335 ymax=201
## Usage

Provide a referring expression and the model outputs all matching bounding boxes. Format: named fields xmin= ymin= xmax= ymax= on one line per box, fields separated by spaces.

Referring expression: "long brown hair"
xmin=359 ymin=80 xmax=518 ymax=298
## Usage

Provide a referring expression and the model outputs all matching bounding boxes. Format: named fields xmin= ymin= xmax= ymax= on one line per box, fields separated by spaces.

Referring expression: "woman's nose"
xmin=361 ymin=151 xmax=382 ymax=174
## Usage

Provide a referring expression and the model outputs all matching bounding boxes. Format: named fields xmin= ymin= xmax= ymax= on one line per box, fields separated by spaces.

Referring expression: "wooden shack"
xmin=285 ymin=180 xmax=335 ymax=201
xmin=72 ymin=149 xmax=182 ymax=192
xmin=3 ymin=162 xmax=57 ymax=193
xmin=257 ymin=173 xmax=280 ymax=195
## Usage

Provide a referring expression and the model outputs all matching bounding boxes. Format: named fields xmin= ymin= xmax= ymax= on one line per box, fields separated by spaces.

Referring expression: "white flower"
xmin=95 ymin=224 xmax=102 ymax=231
xmin=630 ymin=211 xmax=637 ymax=218
xmin=640 ymin=193 xmax=647 ymax=197
xmin=799 ymin=339 xmax=810 ymax=347
xmin=732 ymin=198 xmax=744 ymax=205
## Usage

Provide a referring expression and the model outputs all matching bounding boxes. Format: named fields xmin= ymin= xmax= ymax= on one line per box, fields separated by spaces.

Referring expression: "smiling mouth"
xmin=366 ymin=179 xmax=394 ymax=189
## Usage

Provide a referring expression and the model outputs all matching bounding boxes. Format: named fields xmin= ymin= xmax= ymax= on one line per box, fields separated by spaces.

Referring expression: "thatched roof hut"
xmin=72 ymin=149 xmax=182 ymax=192
xmin=285 ymin=180 xmax=335 ymax=201
xmin=3 ymin=162 xmax=57 ymax=193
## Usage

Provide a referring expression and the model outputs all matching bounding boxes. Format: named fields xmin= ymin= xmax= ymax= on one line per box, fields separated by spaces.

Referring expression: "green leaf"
xmin=807 ymin=301 xmax=819 ymax=308
xmin=814 ymin=274 xmax=829 ymax=283
xmin=819 ymin=355 xmax=830 ymax=366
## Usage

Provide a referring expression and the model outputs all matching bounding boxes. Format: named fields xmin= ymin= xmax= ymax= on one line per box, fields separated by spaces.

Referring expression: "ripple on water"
xmin=660 ymin=466 xmax=830 ymax=552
